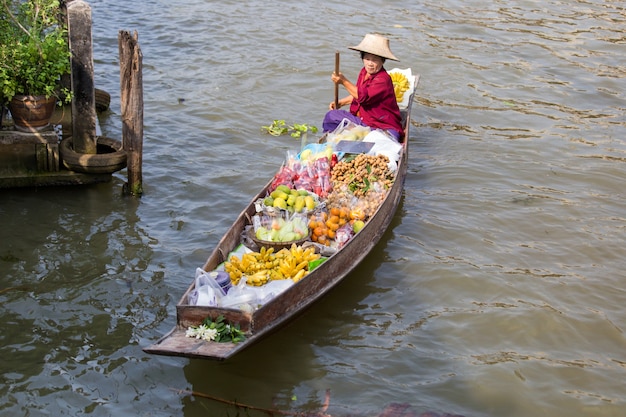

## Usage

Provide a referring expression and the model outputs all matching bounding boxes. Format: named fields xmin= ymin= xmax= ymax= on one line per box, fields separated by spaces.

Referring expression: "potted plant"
xmin=0 ymin=0 xmax=72 ymax=131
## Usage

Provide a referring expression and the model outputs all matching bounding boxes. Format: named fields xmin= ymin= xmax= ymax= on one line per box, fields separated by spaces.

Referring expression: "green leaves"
xmin=261 ymin=119 xmax=319 ymax=138
xmin=261 ymin=119 xmax=289 ymax=136
xmin=201 ymin=315 xmax=246 ymax=343
xmin=0 ymin=0 xmax=71 ymax=102
xmin=290 ymin=123 xmax=318 ymax=138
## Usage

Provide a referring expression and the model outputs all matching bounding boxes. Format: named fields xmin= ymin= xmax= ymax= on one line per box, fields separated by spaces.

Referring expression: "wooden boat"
xmin=144 ymin=73 xmax=420 ymax=360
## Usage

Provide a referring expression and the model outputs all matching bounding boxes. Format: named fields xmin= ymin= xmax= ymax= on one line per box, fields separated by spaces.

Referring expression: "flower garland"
xmin=185 ymin=315 xmax=246 ymax=343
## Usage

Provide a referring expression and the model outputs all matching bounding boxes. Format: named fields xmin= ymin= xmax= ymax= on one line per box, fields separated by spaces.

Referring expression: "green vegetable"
xmin=261 ymin=119 xmax=318 ymax=138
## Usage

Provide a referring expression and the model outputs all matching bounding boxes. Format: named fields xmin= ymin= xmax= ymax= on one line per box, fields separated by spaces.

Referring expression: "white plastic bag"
xmin=219 ymin=277 xmax=259 ymax=311
xmin=190 ymin=268 xmax=227 ymax=306
xmin=363 ymin=129 xmax=402 ymax=172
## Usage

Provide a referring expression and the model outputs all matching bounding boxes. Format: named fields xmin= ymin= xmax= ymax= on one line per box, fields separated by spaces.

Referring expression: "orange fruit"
xmin=350 ymin=209 xmax=365 ymax=221
xmin=327 ymin=229 xmax=336 ymax=239
xmin=330 ymin=207 xmax=340 ymax=216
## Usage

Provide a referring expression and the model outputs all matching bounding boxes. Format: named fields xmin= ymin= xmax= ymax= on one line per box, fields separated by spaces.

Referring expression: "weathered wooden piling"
xmin=118 ymin=30 xmax=144 ymax=196
xmin=66 ymin=0 xmax=97 ymax=154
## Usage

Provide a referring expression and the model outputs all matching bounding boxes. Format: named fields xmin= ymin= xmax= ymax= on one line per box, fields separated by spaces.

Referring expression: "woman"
xmin=323 ymin=33 xmax=404 ymax=141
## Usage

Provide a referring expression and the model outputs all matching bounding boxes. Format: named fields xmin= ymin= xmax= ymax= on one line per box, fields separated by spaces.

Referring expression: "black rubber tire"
xmin=95 ymin=88 xmax=111 ymax=112
xmin=60 ymin=136 xmax=127 ymax=174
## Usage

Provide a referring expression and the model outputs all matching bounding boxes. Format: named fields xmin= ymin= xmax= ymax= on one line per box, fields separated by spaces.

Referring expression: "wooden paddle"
xmin=334 ymin=51 xmax=340 ymax=109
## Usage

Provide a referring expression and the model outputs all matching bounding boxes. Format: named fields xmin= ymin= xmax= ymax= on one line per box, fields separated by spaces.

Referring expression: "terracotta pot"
xmin=8 ymin=95 xmax=58 ymax=132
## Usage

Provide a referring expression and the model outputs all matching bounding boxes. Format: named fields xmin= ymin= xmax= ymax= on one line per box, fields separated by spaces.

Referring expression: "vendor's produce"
xmin=270 ymin=156 xmax=333 ymax=198
xmin=326 ymin=124 xmax=371 ymax=143
xmin=263 ymin=184 xmax=318 ymax=213
xmin=254 ymin=215 xmax=309 ymax=243
xmin=331 ymin=154 xmax=395 ymax=197
xmin=308 ymin=206 xmax=360 ymax=247
xmin=224 ymin=245 xmax=321 ymax=286
xmin=390 ymin=71 xmax=411 ymax=102
xmin=326 ymin=184 xmax=384 ymax=219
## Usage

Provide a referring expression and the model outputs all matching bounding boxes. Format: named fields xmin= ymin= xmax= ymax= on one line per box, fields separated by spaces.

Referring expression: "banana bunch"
xmin=245 ymin=270 xmax=271 ymax=286
xmin=277 ymin=257 xmax=309 ymax=282
xmin=223 ymin=244 xmax=321 ymax=286
xmin=275 ymin=244 xmax=321 ymax=282
xmin=390 ymin=72 xmax=410 ymax=102
xmin=224 ymin=247 xmax=279 ymax=286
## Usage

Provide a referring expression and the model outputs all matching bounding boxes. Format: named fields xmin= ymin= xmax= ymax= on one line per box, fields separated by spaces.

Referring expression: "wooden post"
xmin=334 ymin=51 xmax=340 ymax=109
xmin=67 ymin=0 xmax=97 ymax=154
xmin=118 ymin=30 xmax=144 ymax=196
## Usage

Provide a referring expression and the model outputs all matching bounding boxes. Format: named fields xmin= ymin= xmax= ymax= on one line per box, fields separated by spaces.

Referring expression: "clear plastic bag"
xmin=189 ymin=268 xmax=227 ymax=306
xmin=219 ymin=277 xmax=259 ymax=311
xmin=326 ymin=118 xmax=371 ymax=144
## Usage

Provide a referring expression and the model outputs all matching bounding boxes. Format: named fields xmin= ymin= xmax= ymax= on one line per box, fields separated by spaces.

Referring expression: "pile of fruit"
xmin=219 ymin=127 xmax=401 ymax=292
xmin=224 ymin=245 xmax=321 ymax=285
xmin=390 ymin=71 xmax=411 ymax=103
xmin=308 ymin=206 xmax=365 ymax=247
xmin=270 ymin=156 xmax=333 ymax=198
xmin=253 ymin=215 xmax=309 ymax=243
xmin=262 ymin=184 xmax=318 ymax=213
xmin=258 ymin=152 xmax=396 ymax=248
xmin=331 ymin=154 xmax=394 ymax=198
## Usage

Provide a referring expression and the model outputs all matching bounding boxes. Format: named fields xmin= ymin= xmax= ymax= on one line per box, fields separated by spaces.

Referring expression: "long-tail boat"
xmin=144 ymin=71 xmax=419 ymax=360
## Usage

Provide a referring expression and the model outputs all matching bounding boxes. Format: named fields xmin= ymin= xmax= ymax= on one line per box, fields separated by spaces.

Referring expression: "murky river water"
xmin=1 ymin=0 xmax=625 ymax=416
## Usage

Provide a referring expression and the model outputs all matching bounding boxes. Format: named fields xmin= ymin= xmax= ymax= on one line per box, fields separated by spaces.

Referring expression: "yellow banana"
xmin=292 ymin=269 xmax=306 ymax=282
xmin=390 ymin=72 xmax=410 ymax=102
xmin=221 ymin=244 xmax=318 ymax=286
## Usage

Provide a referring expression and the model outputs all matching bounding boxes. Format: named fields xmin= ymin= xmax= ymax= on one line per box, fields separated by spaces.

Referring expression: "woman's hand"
xmin=331 ymin=72 xmax=346 ymax=85
xmin=329 ymin=96 xmax=353 ymax=110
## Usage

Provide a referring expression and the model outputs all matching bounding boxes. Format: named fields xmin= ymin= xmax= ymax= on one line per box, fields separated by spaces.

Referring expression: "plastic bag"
xmin=189 ymin=268 xmax=227 ymax=306
xmin=326 ymin=119 xmax=370 ymax=144
xmin=363 ymin=129 xmax=402 ymax=172
xmin=253 ymin=279 xmax=294 ymax=305
xmin=219 ymin=277 xmax=258 ymax=311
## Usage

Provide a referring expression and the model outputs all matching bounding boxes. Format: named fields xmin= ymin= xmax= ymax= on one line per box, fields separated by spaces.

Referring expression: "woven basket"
xmin=248 ymin=228 xmax=311 ymax=251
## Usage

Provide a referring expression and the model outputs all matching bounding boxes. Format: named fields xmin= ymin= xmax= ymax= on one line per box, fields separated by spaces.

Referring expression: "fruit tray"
xmin=247 ymin=228 xmax=312 ymax=252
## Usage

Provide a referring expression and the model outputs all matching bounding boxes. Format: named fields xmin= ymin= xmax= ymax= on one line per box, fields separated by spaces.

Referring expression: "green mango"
xmin=273 ymin=197 xmax=287 ymax=209
xmin=276 ymin=184 xmax=292 ymax=195
xmin=270 ymin=190 xmax=288 ymax=200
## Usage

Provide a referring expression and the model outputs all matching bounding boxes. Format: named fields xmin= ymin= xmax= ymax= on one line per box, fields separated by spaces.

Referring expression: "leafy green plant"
xmin=0 ymin=0 xmax=72 ymax=103
xmin=185 ymin=315 xmax=246 ymax=343
xmin=261 ymin=119 xmax=318 ymax=138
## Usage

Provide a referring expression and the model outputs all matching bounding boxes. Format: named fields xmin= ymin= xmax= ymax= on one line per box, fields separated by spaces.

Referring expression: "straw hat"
xmin=348 ymin=33 xmax=399 ymax=61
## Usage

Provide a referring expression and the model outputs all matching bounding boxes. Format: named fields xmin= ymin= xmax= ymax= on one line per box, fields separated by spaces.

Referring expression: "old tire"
xmin=60 ymin=136 xmax=127 ymax=174
xmin=95 ymin=88 xmax=111 ymax=112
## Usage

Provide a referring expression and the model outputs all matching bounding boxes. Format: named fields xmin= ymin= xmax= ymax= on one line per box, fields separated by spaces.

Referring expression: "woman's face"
xmin=362 ymin=53 xmax=384 ymax=75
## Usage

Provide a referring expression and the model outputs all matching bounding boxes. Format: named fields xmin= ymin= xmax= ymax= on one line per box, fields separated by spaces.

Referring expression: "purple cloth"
xmin=322 ymin=109 xmax=402 ymax=141
xmin=322 ymin=110 xmax=364 ymax=133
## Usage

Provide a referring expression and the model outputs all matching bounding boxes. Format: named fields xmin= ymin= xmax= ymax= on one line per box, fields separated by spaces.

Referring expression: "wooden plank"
xmin=0 ymin=129 xmax=58 ymax=145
